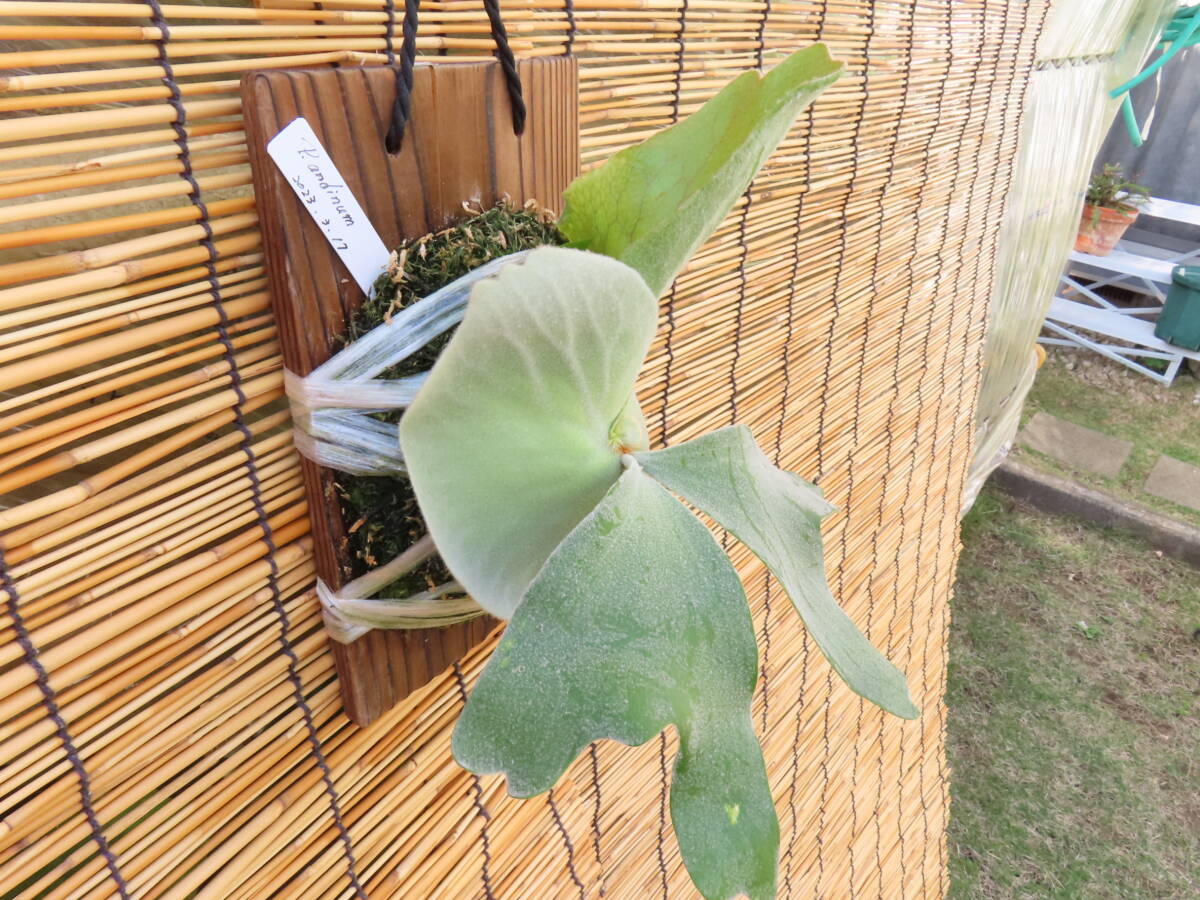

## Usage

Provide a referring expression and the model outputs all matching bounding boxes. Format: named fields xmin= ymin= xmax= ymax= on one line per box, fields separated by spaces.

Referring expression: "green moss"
xmin=335 ymin=201 xmax=564 ymax=598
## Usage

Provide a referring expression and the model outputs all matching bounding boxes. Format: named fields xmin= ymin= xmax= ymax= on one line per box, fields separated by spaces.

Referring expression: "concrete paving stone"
xmin=1016 ymin=411 xmax=1133 ymax=478
xmin=1143 ymin=455 xmax=1200 ymax=512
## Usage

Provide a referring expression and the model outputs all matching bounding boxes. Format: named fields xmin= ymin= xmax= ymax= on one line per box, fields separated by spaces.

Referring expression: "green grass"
xmin=947 ymin=489 xmax=1200 ymax=899
xmin=1017 ymin=351 xmax=1200 ymax=526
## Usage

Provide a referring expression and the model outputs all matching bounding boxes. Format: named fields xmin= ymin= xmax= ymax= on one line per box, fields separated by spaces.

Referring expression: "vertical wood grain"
xmin=242 ymin=57 xmax=579 ymax=725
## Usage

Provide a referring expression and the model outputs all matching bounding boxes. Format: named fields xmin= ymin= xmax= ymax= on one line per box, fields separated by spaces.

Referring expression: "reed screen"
xmin=0 ymin=2 xmax=1046 ymax=896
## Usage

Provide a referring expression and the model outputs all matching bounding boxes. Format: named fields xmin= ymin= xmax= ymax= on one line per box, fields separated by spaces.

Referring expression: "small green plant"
xmin=1074 ymin=620 xmax=1102 ymax=641
xmin=391 ymin=44 xmax=918 ymax=900
xmin=1085 ymin=163 xmax=1150 ymax=216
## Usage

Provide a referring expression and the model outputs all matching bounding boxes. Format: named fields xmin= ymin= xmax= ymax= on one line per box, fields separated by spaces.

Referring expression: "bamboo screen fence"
xmin=0 ymin=2 xmax=1046 ymax=897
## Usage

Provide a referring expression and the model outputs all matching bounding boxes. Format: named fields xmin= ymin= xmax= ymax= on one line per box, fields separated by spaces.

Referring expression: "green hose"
xmin=1110 ymin=4 xmax=1200 ymax=145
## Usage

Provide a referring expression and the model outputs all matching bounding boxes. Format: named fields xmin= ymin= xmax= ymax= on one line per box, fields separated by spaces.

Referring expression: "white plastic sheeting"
xmin=286 ymin=254 xmax=535 ymax=633
xmin=965 ymin=0 xmax=1176 ymax=508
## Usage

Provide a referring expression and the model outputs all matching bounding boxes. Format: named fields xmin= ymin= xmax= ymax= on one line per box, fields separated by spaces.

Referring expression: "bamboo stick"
xmin=0 ymin=357 xmax=281 ymax=500
xmin=0 ymin=526 xmax=312 ymax=707
xmin=0 ymin=1 xmax=386 ymax=22
xmin=133 ymin=690 xmax=343 ymax=899
xmin=0 ymin=51 xmax=366 ymax=93
xmin=0 ymin=643 xmax=326 ymax=883
xmin=0 ymin=36 xmax=535 ymax=72
xmin=0 ymin=230 xmax=260 ymax=311
xmin=0 ymin=379 xmax=279 ymax=531
xmin=0 ymin=286 xmax=267 ymax=394
xmin=4 ymin=635 xmax=329 ymax=892
xmin=0 ymin=323 xmax=273 ymax=438
xmin=0 ymin=195 xmax=253 ymax=251
xmin=0 ymin=78 xmax=242 ymax=114
xmin=0 ymin=24 xmax=388 ymax=41
xmin=0 ymin=409 xmax=291 ymax=552
xmin=17 ymin=482 xmax=304 ymax=629
xmin=0 ymin=367 xmax=281 ymax=494
xmin=54 ymin=662 xmax=337 ymax=898
xmin=0 ymin=280 xmax=266 ymax=370
xmin=0 ymin=97 xmax=243 ymax=144
xmin=0 ymin=557 xmax=320 ymax=795
xmin=0 ymin=211 xmax=257 ymax=288
xmin=0 ymin=474 xmax=302 ymax=663
xmin=0 ymin=571 xmax=324 ymax=859
xmin=9 ymin=448 xmax=296 ymax=592
xmin=0 ymin=149 xmax=248 ymax=203
xmin=0 ymin=254 xmax=261 ymax=334
xmin=0 ymin=338 xmax=276 ymax=467
xmin=2 ymin=573 xmax=321 ymax=771
xmin=0 ymin=266 xmax=264 ymax=345
xmin=0 ymin=121 xmax=240 ymax=165
xmin=0 ymin=171 xmax=251 ymax=229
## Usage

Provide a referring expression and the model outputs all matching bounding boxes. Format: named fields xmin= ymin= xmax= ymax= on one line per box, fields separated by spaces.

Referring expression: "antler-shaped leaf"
xmin=558 ymin=43 xmax=843 ymax=296
xmin=453 ymin=463 xmax=778 ymax=900
xmin=636 ymin=427 xmax=918 ymax=718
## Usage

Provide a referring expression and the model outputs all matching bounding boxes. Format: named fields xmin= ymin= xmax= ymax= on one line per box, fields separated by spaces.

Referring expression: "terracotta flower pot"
xmin=1075 ymin=203 xmax=1138 ymax=256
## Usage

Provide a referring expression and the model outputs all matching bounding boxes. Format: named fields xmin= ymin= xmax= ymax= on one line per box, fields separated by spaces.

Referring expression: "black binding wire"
xmin=2 ymin=549 xmax=130 ymax=898
xmin=143 ymin=3 xmax=367 ymax=896
xmin=547 ymin=788 xmax=587 ymax=900
xmin=452 ymin=662 xmax=499 ymax=900
xmin=588 ymin=742 xmax=607 ymax=896
xmin=655 ymin=731 xmax=671 ymax=897
xmin=385 ymin=0 xmax=526 ymax=153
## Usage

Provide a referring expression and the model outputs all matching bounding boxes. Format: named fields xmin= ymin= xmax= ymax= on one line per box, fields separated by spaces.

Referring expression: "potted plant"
xmin=1075 ymin=162 xmax=1150 ymax=256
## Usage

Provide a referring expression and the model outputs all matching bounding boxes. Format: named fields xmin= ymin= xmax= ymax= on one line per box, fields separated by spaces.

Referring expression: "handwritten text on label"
xmin=266 ymin=117 xmax=390 ymax=294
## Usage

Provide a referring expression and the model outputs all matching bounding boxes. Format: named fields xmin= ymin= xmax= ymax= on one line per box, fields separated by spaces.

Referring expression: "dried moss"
xmin=335 ymin=201 xmax=564 ymax=598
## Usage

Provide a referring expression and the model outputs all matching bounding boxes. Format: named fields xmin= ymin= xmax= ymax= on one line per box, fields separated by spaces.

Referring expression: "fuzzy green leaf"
xmin=398 ymin=247 xmax=657 ymax=618
xmin=557 ymin=43 xmax=842 ymax=296
xmin=453 ymin=463 xmax=778 ymax=900
xmin=636 ymin=426 xmax=919 ymax=719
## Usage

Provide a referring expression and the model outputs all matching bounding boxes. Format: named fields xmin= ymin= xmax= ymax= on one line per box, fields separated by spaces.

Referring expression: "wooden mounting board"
xmin=242 ymin=57 xmax=579 ymax=725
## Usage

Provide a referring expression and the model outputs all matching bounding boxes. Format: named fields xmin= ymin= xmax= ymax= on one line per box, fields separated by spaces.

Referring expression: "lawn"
xmin=947 ymin=488 xmax=1200 ymax=899
xmin=1017 ymin=349 xmax=1200 ymax=526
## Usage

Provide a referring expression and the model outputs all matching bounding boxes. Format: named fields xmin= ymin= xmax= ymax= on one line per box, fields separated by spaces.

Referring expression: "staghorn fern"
xmin=395 ymin=43 xmax=916 ymax=900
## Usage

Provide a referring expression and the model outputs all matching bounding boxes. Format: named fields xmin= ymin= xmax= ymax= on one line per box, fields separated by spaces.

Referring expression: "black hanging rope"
xmin=383 ymin=0 xmax=398 ymax=65
xmin=385 ymin=0 xmax=421 ymax=153
xmin=563 ymin=0 xmax=577 ymax=55
xmin=483 ymin=0 xmax=527 ymax=135
xmin=384 ymin=0 xmax=526 ymax=154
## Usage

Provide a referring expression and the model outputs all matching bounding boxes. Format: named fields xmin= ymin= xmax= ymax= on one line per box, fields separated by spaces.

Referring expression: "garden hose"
xmin=1111 ymin=4 xmax=1200 ymax=146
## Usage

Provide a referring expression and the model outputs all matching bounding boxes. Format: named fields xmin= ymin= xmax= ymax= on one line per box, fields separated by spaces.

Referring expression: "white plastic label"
xmin=267 ymin=117 xmax=390 ymax=294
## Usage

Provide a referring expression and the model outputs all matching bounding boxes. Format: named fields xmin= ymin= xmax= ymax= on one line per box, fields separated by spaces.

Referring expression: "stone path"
xmin=1143 ymin=456 xmax=1200 ymax=512
xmin=1016 ymin=411 xmax=1200 ymax=513
xmin=1017 ymin=412 xmax=1132 ymax=478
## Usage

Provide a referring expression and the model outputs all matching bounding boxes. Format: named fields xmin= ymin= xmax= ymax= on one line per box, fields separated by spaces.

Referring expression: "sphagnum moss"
xmin=335 ymin=200 xmax=564 ymax=599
